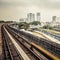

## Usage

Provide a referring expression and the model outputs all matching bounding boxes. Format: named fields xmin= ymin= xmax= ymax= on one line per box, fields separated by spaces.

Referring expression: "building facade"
xmin=27 ymin=13 xmax=35 ymax=22
xmin=36 ymin=12 xmax=40 ymax=21
xmin=52 ymin=16 xmax=56 ymax=22
xmin=19 ymin=18 xmax=27 ymax=22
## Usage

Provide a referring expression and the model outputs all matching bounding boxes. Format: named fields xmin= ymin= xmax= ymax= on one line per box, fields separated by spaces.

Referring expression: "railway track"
xmin=6 ymin=25 xmax=60 ymax=60
xmin=4 ymin=25 xmax=59 ymax=59
xmin=5 ymin=25 xmax=51 ymax=60
xmin=38 ymin=29 xmax=60 ymax=40
xmin=19 ymin=31 xmax=60 ymax=58
xmin=2 ymin=25 xmax=23 ymax=60
xmin=3 ymin=25 xmax=47 ymax=60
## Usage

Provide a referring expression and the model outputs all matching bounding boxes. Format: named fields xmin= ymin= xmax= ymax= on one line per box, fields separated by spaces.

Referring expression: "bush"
xmin=29 ymin=21 xmax=41 ymax=25
xmin=0 ymin=20 xmax=4 ymax=23
xmin=43 ymin=25 xmax=53 ymax=29
xmin=18 ymin=22 xmax=29 ymax=30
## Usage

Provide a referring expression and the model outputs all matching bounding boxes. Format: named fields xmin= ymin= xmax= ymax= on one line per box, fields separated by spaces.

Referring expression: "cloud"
xmin=0 ymin=0 xmax=60 ymax=9
xmin=0 ymin=0 xmax=60 ymax=21
xmin=50 ymin=0 xmax=60 ymax=2
xmin=0 ymin=0 xmax=27 ymax=7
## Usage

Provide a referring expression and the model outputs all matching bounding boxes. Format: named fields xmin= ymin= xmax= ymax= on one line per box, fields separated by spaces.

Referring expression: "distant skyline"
xmin=0 ymin=0 xmax=60 ymax=22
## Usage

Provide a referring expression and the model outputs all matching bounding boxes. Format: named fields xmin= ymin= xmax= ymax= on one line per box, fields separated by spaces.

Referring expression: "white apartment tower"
xmin=36 ymin=13 xmax=40 ymax=21
xmin=27 ymin=13 xmax=35 ymax=22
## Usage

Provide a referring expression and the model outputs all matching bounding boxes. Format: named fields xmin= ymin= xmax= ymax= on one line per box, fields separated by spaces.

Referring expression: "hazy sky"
xmin=0 ymin=0 xmax=60 ymax=22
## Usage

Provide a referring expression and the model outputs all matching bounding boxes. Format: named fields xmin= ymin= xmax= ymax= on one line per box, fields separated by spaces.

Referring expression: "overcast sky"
xmin=0 ymin=0 xmax=60 ymax=22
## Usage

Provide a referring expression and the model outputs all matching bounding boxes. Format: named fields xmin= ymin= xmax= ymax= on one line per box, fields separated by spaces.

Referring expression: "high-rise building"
xmin=19 ymin=18 xmax=26 ymax=22
xmin=51 ymin=16 xmax=60 ymax=26
xmin=52 ymin=16 xmax=56 ymax=22
xmin=27 ymin=13 xmax=35 ymax=22
xmin=56 ymin=17 xmax=60 ymax=22
xmin=33 ymin=14 xmax=35 ymax=21
xmin=19 ymin=18 xmax=24 ymax=22
xmin=36 ymin=13 xmax=40 ymax=21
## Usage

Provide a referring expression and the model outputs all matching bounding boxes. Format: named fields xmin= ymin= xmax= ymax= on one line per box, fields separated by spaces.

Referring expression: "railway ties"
xmin=2 ymin=26 xmax=23 ymax=60
xmin=7 ymin=25 xmax=60 ymax=60
xmin=3 ymin=25 xmax=45 ymax=60
xmin=4 ymin=25 xmax=50 ymax=60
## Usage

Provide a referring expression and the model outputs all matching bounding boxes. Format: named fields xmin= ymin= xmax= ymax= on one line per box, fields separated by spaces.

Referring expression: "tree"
xmin=43 ymin=24 xmax=53 ymax=29
xmin=18 ymin=22 xmax=29 ymax=30
xmin=0 ymin=20 xmax=4 ymax=23
xmin=29 ymin=21 xmax=41 ymax=25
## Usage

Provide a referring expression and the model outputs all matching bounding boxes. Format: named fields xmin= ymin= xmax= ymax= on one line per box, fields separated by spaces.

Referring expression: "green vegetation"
xmin=4 ymin=21 xmax=13 ymax=23
xmin=0 ymin=20 xmax=4 ymax=23
xmin=29 ymin=21 xmax=41 ymax=25
xmin=0 ymin=20 xmax=13 ymax=23
xmin=43 ymin=24 xmax=53 ymax=29
xmin=18 ymin=22 xmax=29 ymax=30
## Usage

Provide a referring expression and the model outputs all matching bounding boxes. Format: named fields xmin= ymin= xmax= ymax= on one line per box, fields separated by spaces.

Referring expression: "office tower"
xmin=27 ymin=13 xmax=35 ymax=22
xmin=56 ymin=17 xmax=60 ymax=22
xmin=36 ymin=12 xmax=40 ymax=21
xmin=19 ymin=18 xmax=26 ymax=22
xmin=52 ymin=16 xmax=56 ymax=22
